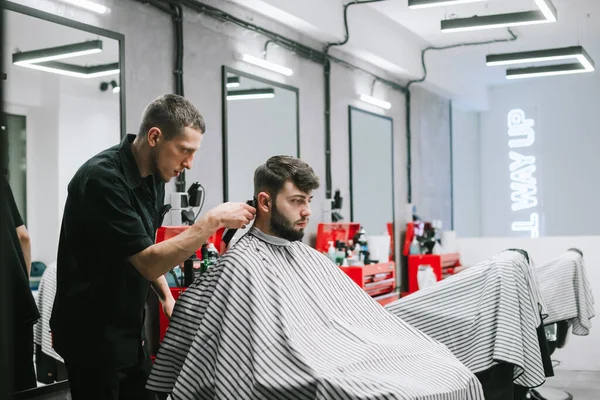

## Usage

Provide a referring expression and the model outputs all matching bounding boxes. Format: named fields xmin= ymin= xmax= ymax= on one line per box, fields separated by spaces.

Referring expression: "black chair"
xmin=527 ymin=321 xmax=573 ymax=400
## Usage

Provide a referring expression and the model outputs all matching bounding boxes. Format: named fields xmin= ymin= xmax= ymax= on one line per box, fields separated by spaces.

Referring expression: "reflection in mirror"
xmin=222 ymin=67 xmax=299 ymax=240
xmin=349 ymin=106 xmax=394 ymax=255
xmin=3 ymin=4 xmax=123 ymax=390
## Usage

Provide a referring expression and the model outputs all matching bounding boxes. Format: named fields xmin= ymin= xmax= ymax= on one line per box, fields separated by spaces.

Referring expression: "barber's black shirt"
xmin=50 ymin=134 xmax=165 ymax=368
xmin=1 ymin=175 xmax=39 ymax=325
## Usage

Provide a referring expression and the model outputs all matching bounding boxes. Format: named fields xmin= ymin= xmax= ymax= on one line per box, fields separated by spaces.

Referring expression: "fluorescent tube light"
xmin=487 ymin=46 xmax=593 ymax=67
xmin=506 ymin=64 xmax=591 ymax=80
xmin=487 ymin=46 xmax=595 ymax=79
xmin=408 ymin=0 xmax=487 ymax=9
xmin=12 ymin=40 xmax=102 ymax=65
xmin=226 ymin=76 xmax=240 ymax=88
xmin=359 ymin=94 xmax=391 ymax=110
xmin=534 ymin=0 xmax=557 ymax=22
xmin=16 ymin=61 xmax=119 ymax=79
xmin=227 ymin=88 xmax=276 ymax=100
xmin=56 ymin=0 xmax=110 ymax=15
xmin=441 ymin=0 xmax=557 ymax=32
xmin=236 ymin=53 xmax=293 ymax=76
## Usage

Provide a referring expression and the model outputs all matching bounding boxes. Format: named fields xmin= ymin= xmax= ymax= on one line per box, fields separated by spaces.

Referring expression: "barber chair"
xmin=528 ymin=248 xmax=586 ymax=400
xmin=528 ymin=321 xmax=572 ymax=400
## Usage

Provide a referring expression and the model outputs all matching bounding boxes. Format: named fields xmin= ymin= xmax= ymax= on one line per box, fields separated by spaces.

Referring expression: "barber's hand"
xmin=162 ymin=296 xmax=175 ymax=320
xmin=207 ymin=202 xmax=256 ymax=230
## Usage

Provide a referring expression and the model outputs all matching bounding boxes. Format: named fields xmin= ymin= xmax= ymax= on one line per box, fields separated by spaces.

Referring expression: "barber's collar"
xmin=248 ymin=227 xmax=291 ymax=247
xmin=118 ymin=134 xmax=146 ymax=189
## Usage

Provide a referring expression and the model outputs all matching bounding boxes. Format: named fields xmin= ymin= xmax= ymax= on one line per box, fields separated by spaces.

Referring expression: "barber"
xmin=50 ymin=94 xmax=255 ymax=400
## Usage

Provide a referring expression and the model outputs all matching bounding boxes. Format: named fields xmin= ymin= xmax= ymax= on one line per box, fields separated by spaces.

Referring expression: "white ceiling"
xmin=371 ymin=0 xmax=600 ymax=50
xmin=368 ymin=0 xmax=600 ymax=93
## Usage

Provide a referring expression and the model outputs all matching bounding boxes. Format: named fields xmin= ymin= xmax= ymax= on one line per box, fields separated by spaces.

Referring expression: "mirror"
xmin=222 ymin=66 xmax=299 ymax=201
xmin=348 ymin=106 xmax=395 ymax=244
xmin=2 ymin=1 xmax=125 ymax=390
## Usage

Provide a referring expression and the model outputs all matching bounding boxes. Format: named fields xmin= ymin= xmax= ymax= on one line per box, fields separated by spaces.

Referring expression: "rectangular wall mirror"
xmin=348 ymin=106 xmax=395 ymax=248
xmin=2 ymin=1 xmax=125 ymax=390
xmin=222 ymin=66 xmax=299 ymax=203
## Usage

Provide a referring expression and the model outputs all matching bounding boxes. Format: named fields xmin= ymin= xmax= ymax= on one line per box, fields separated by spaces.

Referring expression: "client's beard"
xmin=270 ymin=202 xmax=305 ymax=242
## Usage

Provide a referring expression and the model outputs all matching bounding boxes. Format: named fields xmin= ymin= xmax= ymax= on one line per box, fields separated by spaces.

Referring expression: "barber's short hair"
xmin=138 ymin=94 xmax=205 ymax=140
xmin=254 ymin=155 xmax=320 ymax=198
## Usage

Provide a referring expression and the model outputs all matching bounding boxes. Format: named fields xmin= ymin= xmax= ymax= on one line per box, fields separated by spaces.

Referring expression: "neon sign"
xmin=507 ymin=109 xmax=540 ymax=238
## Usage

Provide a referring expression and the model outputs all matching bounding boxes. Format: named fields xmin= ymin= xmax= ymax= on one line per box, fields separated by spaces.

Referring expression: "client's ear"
xmin=257 ymin=192 xmax=271 ymax=213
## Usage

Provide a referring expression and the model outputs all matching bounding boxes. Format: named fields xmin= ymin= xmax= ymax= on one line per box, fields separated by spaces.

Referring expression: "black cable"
xmin=264 ymin=40 xmax=274 ymax=57
xmin=193 ymin=183 xmax=206 ymax=222
xmin=167 ymin=2 xmax=187 ymax=193
xmin=406 ymin=28 xmax=517 ymax=90
xmin=404 ymin=28 xmax=518 ymax=204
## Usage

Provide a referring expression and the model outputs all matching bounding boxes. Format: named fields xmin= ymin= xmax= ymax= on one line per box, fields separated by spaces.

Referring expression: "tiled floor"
xmin=539 ymin=369 xmax=600 ymax=400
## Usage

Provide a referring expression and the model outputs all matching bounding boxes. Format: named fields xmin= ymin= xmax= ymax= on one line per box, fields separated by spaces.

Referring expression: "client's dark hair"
xmin=138 ymin=94 xmax=206 ymax=140
xmin=254 ymin=155 xmax=320 ymax=199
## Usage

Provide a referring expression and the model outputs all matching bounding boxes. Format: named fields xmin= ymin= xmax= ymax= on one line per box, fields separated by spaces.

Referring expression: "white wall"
xmin=451 ymin=105 xmax=481 ymax=237
xmin=479 ymin=74 xmax=600 ymax=237
xmin=458 ymin=236 xmax=600 ymax=372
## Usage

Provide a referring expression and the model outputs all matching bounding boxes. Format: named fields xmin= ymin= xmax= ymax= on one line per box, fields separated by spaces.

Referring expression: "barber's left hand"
xmin=162 ymin=296 xmax=176 ymax=320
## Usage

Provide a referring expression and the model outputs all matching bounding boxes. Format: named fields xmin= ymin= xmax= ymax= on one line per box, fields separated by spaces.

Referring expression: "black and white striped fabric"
xmin=147 ymin=227 xmax=484 ymax=399
xmin=33 ymin=262 xmax=63 ymax=362
xmin=386 ymin=251 xmax=547 ymax=388
xmin=536 ymin=250 xmax=595 ymax=335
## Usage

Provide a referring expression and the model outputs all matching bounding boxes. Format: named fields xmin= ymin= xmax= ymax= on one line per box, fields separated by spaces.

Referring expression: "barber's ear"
xmin=147 ymin=127 xmax=161 ymax=147
xmin=257 ymin=192 xmax=271 ymax=213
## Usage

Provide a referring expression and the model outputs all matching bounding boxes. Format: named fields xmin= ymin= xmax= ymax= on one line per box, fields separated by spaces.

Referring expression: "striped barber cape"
xmin=34 ymin=262 xmax=63 ymax=363
xmin=385 ymin=251 xmax=547 ymax=388
xmin=536 ymin=250 xmax=595 ymax=335
xmin=147 ymin=227 xmax=484 ymax=400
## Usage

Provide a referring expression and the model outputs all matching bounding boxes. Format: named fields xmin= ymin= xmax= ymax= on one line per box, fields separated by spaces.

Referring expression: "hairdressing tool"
xmin=222 ymin=198 xmax=257 ymax=247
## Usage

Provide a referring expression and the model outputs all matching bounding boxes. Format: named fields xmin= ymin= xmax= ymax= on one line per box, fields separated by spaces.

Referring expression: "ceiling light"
xmin=226 ymin=76 xmax=240 ymax=88
xmin=487 ymin=46 xmax=593 ymax=67
xmin=16 ymin=61 xmax=119 ymax=79
xmin=56 ymin=0 xmax=110 ymax=15
xmin=12 ymin=40 xmax=102 ymax=65
xmin=506 ymin=64 xmax=591 ymax=80
xmin=408 ymin=0 xmax=487 ymax=9
xmin=441 ymin=0 xmax=556 ymax=32
xmin=227 ymin=88 xmax=275 ymax=100
xmin=359 ymin=94 xmax=391 ymax=110
xmin=487 ymin=46 xmax=594 ymax=80
xmin=236 ymin=53 xmax=293 ymax=76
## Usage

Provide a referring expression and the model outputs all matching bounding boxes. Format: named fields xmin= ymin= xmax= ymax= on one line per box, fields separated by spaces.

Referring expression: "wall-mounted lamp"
xmin=408 ymin=0 xmax=486 ymax=9
xmin=359 ymin=94 xmax=391 ymax=110
xmin=487 ymin=46 xmax=595 ymax=79
xmin=235 ymin=53 xmax=293 ymax=76
xmin=441 ymin=0 xmax=557 ymax=32
xmin=227 ymin=88 xmax=275 ymax=101
xmin=226 ymin=76 xmax=240 ymax=88
xmin=56 ymin=0 xmax=110 ymax=15
xmin=100 ymin=80 xmax=120 ymax=93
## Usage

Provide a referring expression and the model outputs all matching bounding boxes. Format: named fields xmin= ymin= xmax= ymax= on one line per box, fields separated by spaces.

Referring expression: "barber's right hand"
xmin=207 ymin=202 xmax=256 ymax=229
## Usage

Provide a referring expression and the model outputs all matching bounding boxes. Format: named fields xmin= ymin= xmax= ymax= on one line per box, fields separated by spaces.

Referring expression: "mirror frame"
xmin=221 ymin=65 xmax=300 ymax=202
xmin=348 ymin=105 xmax=396 ymax=238
xmin=3 ymin=1 xmax=127 ymax=138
